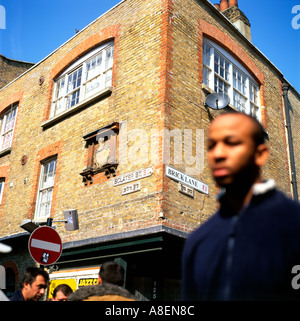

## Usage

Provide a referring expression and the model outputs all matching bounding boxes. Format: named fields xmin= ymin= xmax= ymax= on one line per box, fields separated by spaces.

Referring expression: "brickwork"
xmin=0 ymin=55 xmax=34 ymax=89
xmin=0 ymin=0 xmax=298 ymax=272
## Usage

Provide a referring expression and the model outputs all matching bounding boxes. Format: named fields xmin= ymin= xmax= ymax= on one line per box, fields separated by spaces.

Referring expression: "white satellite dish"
xmin=205 ymin=92 xmax=230 ymax=110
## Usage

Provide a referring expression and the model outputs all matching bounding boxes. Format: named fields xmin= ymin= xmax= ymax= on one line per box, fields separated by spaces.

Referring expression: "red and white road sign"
xmin=28 ymin=226 xmax=62 ymax=265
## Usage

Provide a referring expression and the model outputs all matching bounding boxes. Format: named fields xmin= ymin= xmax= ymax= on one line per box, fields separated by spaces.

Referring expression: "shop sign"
xmin=78 ymin=278 xmax=98 ymax=287
xmin=113 ymin=167 xmax=153 ymax=186
xmin=48 ymin=279 xmax=77 ymax=299
xmin=165 ymin=165 xmax=209 ymax=195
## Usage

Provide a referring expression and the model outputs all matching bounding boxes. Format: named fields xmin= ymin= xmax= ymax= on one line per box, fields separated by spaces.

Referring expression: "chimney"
xmin=214 ymin=3 xmax=220 ymax=10
xmin=229 ymin=0 xmax=238 ymax=7
xmin=218 ymin=0 xmax=252 ymax=41
xmin=220 ymin=0 xmax=229 ymax=11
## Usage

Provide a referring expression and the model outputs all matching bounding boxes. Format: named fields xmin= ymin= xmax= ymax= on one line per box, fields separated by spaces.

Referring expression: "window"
xmin=35 ymin=158 xmax=57 ymax=220
xmin=0 ymin=179 xmax=4 ymax=204
xmin=0 ymin=104 xmax=18 ymax=151
xmin=203 ymin=39 xmax=260 ymax=119
xmin=51 ymin=42 xmax=114 ymax=118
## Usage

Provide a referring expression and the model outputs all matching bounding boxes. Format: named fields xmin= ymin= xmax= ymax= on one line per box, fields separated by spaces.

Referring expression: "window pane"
xmin=56 ymin=77 xmax=65 ymax=99
xmin=105 ymin=70 xmax=112 ymax=88
xmin=67 ymin=90 xmax=80 ymax=108
xmin=41 ymin=160 xmax=56 ymax=189
xmin=250 ymin=82 xmax=258 ymax=104
xmin=0 ymin=180 xmax=4 ymax=204
xmin=1 ymin=106 xmax=17 ymax=150
xmin=203 ymin=66 xmax=210 ymax=86
xmin=35 ymin=159 xmax=57 ymax=219
xmin=214 ymin=77 xmax=229 ymax=94
xmin=233 ymin=67 xmax=247 ymax=95
xmin=105 ymin=46 xmax=114 ymax=70
xmin=86 ymin=54 xmax=102 ymax=82
xmin=2 ymin=132 xmax=13 ymax=150
xmin=67 ymin=68 xmax=82 ymax=93
xmin=214 ymin=51 xmax=229 ymax=81
xmin=233 ymin=90 xmax=246 ymax=112
xmin=250 ymin=103 xmax=259 ymax=119
xmin=53 ymin=98 xmax=65 ymax=116
xmin=203 ymin=42 xmax=211 ymax=66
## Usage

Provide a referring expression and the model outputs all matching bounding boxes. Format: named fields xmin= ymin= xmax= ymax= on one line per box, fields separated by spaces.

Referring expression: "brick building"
xmin=0 ymin=54 xmax=34 ymax=89
xmin=0 ymin=0 xmax=299 ymax=300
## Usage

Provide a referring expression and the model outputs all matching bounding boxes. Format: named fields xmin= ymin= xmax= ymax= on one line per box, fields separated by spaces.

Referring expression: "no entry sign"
xmin=28 ymin=226 xmax=62 ymax=265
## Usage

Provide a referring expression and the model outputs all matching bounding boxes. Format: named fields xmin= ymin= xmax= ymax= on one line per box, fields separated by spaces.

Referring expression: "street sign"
xmin=165 ymin=165 xmax=209 ymax=195
xmin=28 ymin=226 xmax=62 ymax=266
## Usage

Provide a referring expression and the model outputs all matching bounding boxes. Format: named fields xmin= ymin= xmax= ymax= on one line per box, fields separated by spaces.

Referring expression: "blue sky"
xmin=0 ymin=0 xmax=299 ymax=92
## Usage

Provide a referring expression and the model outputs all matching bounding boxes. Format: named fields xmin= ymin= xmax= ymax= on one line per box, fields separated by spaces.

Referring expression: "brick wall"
xmin=0 ymin=0 xmax=296 ymax=248
xmin=0 ymin=55 xmax=34 ymax=89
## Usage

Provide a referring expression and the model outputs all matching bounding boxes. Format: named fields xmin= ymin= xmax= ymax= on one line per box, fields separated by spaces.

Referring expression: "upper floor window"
xmin=0 ymin=179 xmax=5 ymax=205
xmin=203 ymin=39 xmax=260 ymax=119
xmin=0 ymin=104 xmax=18 ymax=151
xmin=51 ymin=42 xmax=114 ymax=118
xmin=35 ymin=158 xmax=57 ymax=220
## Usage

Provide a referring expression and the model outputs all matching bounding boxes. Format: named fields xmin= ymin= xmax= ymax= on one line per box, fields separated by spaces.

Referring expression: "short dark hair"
xmin=218 ymin=110 xmax=266 ymax=146
xmin=52 ymin=284 xmax=73 ymax=298
xmin=20 ymin=266 xmax=49 ymax=289
xmin=99 ymin=261 xmax=125 ymax=287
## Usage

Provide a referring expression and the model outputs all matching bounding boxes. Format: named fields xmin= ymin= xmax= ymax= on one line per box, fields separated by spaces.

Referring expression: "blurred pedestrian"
xmin=182 ymin=111 xmax=300 ymax=301
xmin=68 ymin=261 xmax=136 ymax=301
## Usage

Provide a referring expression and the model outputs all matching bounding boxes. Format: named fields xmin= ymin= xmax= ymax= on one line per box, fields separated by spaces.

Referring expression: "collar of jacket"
xmin=217 ymin=179 xmax=276 ymax=203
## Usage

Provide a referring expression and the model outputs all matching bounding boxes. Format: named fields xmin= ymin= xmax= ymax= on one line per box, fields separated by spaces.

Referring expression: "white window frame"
xmin=203 ymin=39 xmax=261 ymax=120
xmin=0 ymin=104 xmax=18 ymax=151
xmin=0 ymin=179 xmax=5 ymax=205
xmin=34 ymin=158 xmax=57 ymax=220
xmin=51 ymin=41 xmax=114 ymax=118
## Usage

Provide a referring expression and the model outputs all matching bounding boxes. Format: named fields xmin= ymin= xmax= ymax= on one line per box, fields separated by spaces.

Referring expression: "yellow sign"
xmin=78 ymin=278 xmax=98 ymax=287
xmin=48 ymin=279 xmax=77 ymax=299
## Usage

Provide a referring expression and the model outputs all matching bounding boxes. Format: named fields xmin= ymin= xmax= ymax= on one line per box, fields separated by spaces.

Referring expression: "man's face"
xmin=207 ymin=114 xmax=260 ymax=188
xmin=23 ymin=275 xmax=48 ymax=301
xmin=52 ymin=290 xmax=69 ymax=301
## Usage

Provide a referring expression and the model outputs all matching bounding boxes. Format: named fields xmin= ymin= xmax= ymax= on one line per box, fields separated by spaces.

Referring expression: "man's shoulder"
xmin=68 ymin=283 xmax=136 ymax=301
xmin=262 ymin=188 xmax=300 ymax=211
xmin=10 ymin=289 xmax=24 ymax=301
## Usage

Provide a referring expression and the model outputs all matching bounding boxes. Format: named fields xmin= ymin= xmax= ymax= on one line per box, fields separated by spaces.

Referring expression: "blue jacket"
xmin=181 ymin=182 xmax=300 ymax=301
xmin=10 ymin=289 xmax=24 ymax=301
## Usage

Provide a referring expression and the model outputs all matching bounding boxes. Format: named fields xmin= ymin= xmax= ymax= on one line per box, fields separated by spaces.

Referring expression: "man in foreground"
xmin=10 ymin=266 xmax=49 ymax=301
xmin=181 ymin=111 xmax=300 ymax=301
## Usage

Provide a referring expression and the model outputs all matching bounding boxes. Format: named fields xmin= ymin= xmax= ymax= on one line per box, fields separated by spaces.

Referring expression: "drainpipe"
xmin=282 ymin=83 xmax=298 ymax=201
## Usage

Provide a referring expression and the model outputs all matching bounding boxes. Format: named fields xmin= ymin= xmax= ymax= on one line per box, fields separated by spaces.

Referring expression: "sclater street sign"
xmin=113 ymin=167 xmax=153 ymax=186
xmin=28 ymin=226 xmax=62 ymax=265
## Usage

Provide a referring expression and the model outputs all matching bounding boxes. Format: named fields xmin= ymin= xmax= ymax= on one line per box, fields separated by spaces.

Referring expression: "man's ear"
xmin=98 ymin=276 xmax=102 ymax=284
xmin=255 ymin=144 xmax=269 ymax=167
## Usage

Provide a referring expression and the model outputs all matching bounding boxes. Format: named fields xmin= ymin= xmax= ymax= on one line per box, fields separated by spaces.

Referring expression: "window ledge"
xmin=41 ymin=87 xmax=112 ymax=129
xmin=0 ymin=147 xmax=12 ymax=158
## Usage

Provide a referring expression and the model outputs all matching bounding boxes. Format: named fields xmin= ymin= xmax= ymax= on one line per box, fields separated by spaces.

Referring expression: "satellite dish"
xmin=205 ymin=92 xmax=230 ymax=110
